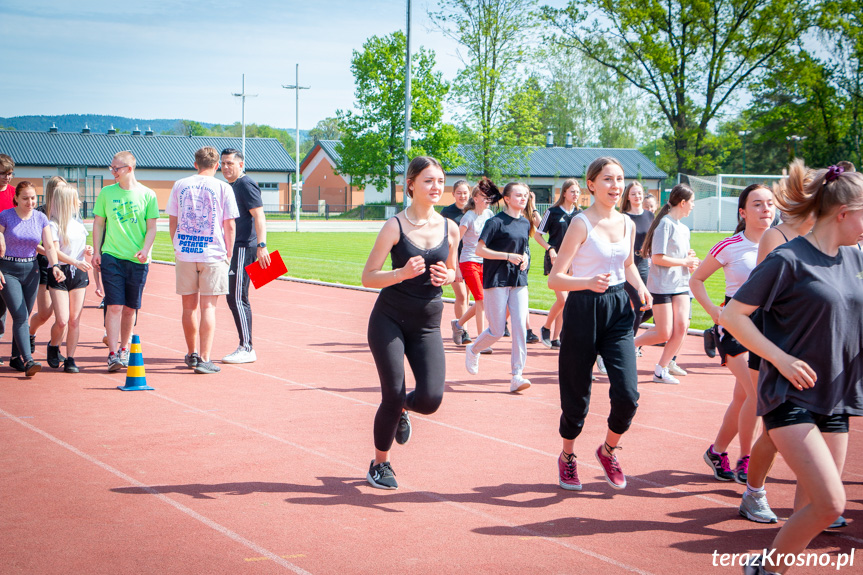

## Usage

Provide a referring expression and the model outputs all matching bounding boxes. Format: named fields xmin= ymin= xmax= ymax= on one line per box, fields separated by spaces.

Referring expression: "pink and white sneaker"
xmin=595 ymin=444 xmax=627 ymax=489
xmin=558 ymin=452 xmax=582 ymax=491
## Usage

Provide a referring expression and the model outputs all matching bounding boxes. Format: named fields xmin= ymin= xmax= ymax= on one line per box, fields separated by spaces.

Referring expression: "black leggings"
xmin=0 ymin=260 xmax=39 ymax=361
xmin=368 ymin=287 xmax=446 ymax=452
xmin=623 ymin=260 xmax=653 ymax=334
xmin=558 ymin=284 xmax=640 ymax=440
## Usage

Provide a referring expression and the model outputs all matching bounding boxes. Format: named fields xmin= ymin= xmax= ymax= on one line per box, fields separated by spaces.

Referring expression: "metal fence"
xmin=257 ymin=202 xmax=557 ymax=221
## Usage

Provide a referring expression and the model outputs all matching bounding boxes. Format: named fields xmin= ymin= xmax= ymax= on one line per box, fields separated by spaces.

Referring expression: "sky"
xmin=1 ymin=1 xmax=566 ymax=131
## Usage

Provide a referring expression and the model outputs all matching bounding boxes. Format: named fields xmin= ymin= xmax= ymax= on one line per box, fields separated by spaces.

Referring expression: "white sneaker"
xmin=510 ymin=375 xmax=531 ymax=393
xmin=652 ymin=364 xmax=679 ymax=385
xmin=222 ymin=347 xmax=257 ymax=364
xmin=465 ymin=344 xmax=479 ymax=375
xmin=596 ymin=355 xmax=607 ymax=375
xmin=667 ymin=360 xmax=688 ymax=376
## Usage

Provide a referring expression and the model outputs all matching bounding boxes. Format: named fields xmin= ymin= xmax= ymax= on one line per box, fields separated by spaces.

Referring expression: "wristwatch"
xmin=256 ymin=242 xmax=266 ymax=248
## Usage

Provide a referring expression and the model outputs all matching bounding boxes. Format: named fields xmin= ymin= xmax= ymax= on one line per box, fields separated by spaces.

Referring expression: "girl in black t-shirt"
xmin=361 ymin=156 xmax=459 ymax=490
xmin=620 ymin=182 xmax=655 ymax=339
xmin=464 ymin=182 xmax=535 ymax=393
xmin=722 ymin=162 xmax=863 ymax=572
xmin=534 ymin=179 xmax=580 ymax=347
xmin=441 ymin=180 xmax=471 ymax=344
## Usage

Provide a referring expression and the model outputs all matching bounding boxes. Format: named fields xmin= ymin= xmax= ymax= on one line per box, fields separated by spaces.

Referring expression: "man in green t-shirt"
xmin=92 ymin=150 xmax=160 ymax=372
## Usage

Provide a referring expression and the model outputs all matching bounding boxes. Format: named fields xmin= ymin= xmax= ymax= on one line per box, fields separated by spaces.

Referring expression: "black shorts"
xmin=47 ymin=264 xmax=90 ymax=292
xmin=37 ymin=254 xmax=49 ymax=285
xmin=650 ymin=291 xmax=688 ymax=305
xmin=747 ymin=308 xmax=764 ymax=371
xmin=763 ymin=400 xmax=850 ymax=433
xmin=715 ymin=325 xmax=747 ymax=366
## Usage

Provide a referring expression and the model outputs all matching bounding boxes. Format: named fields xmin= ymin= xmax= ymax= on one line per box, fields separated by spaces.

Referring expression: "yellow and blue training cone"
xmin=118 ymin=334 xmax=153 ymax=391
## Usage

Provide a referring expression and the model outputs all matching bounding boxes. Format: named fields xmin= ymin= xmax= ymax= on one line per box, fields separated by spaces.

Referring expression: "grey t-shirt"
xmin=733 ymin=237 xmax=863 ymax=417
xmin=646 ymin=216 xmax=691 ymax=294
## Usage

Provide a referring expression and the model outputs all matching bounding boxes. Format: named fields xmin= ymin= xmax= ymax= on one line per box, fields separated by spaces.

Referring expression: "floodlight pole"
xmin=283 ymin=64 xmax=310 ymax=232
xmin=403 ymin=0 xmax=412 ymax=209
xmin=232 ymin=74 xmax=258 ymax=158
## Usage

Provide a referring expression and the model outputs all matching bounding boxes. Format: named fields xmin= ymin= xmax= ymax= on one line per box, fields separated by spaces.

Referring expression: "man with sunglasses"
xmin=92 ymin=151 xmax=159 ymax=372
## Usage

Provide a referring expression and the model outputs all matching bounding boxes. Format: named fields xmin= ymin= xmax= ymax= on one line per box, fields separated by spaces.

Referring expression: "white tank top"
xmin=570 ymin=212 xmax=631 ymax=287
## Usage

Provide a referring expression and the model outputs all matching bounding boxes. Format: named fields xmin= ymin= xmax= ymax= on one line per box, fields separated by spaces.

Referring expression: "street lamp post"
xmin=283 ymin=64 xmax=310 ymax=232
xmin=231 ymin=74 xmax=258 ymax=158
xmin=787 ymin=134 xmax=806 ymax=158
xmin=738 ymin=130 xmax=750 ymax=174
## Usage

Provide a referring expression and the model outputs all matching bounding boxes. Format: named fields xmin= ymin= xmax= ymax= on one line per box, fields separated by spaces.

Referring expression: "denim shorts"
xmin=100 ymin=253 xmax=149 ymax=309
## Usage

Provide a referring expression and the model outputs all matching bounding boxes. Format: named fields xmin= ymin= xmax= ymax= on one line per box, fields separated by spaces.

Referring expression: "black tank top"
xmin=386 ymin=217 xmax=450 ymax=300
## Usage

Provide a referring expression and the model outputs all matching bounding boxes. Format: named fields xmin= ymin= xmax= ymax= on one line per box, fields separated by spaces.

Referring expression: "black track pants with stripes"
xmin=227 ymin=245 xmax=256 ymax=350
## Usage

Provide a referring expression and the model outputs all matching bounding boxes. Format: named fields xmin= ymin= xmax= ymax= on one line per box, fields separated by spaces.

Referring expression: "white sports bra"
xmin=570 ymin=212 xmax=632 ymax=287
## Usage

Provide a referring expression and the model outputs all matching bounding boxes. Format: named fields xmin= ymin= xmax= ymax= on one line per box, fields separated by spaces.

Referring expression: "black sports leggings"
xmin=368 ymin=287 xmax=446 ymax=452
xmin=623 ymin=260 xmax=653 ymax=334
xmin=0 ymin=260 xmax=39 ymax=361
xmin=558 ymin=285 xmax=640 ymax=440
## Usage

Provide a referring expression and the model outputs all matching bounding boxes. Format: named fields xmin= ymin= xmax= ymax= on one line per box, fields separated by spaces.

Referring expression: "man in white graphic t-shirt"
xmin=167 ymin=146 xmax=239 ymax=374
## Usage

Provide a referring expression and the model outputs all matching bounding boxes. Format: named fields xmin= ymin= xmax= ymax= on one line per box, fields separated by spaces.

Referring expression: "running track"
xmin=1 ymin=263 xmax=859 ymax=574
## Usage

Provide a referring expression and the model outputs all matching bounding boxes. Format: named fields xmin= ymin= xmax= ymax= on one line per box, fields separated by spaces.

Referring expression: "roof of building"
xmin=0 ymin=130 xmax=295 ymax=172
xmin=302 ymin=140 xmax=667 ymax=180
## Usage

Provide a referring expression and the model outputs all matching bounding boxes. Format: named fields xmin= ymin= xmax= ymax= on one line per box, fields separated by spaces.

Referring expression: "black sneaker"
xmin=395 ymin=411 xmax=412 ymax=445
xmin=29 ymin=334 xmax=36 ymax=354
xmin=63 ymin=357 xmax=79 ymax=373
xmin=9 ymin=356 xmax=26 ymax=372
xmin=703 ymin=444 xmax=735 ymax=481
xmin=551 ymin=339 xmax=561 ymax=349
xmin=526 ymin=329 xmax=539 ymax=344
xmin=503 ymin=322 xmax=510 ymax=337
xmin=194 ymin=360 xmax=221 ymax=374
xmin=24 ymin=360 xmax=42 ymax=377
xmin=366 ymin=460 xmax=398 ymax=490
xmin=461 ymin=331 xmax=472 ymax=344
xmin=540 ymin=326 xmax=552 ymax=348
xmin=703 ymin=327 xmax=717 ymax=358
xmin=184 ymin=353 xmax=201 ymax=368
xmin=47 ymin=345 xmax=62 ymax=369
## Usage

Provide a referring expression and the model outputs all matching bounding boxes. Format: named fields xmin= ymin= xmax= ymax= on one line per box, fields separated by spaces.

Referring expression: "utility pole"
xmin=403 ymin=0 xmax=412 ymax=209
xmin=283 ymin=64 xmax=310 ymax=232
xmin=231 ymin=74 xmax=257 ymax=158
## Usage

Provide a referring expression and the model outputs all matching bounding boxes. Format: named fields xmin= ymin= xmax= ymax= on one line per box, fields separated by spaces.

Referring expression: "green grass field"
xmin=152 ymin=231 xmax=728 ymax=330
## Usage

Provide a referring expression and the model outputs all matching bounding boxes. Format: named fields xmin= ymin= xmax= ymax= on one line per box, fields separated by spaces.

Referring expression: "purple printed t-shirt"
xmin=0 ymin=208 xmax=49 ymax=258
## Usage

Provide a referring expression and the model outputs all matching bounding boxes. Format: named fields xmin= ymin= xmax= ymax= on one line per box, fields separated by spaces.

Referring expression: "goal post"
xmin=677 ymin=173 xmax=784 ymax=232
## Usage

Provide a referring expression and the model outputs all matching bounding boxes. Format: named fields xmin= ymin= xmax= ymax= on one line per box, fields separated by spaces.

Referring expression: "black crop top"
xmin=385 ymin=217 xmax=450 ymax=300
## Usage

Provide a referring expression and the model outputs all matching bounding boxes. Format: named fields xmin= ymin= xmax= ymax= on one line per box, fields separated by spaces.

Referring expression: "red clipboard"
xmin=245 ymin=250 xmax=287 ymax=289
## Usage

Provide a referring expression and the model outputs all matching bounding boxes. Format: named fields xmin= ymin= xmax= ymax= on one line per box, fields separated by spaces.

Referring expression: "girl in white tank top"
xmin=547 ymin=157 xmax=651 ymax=492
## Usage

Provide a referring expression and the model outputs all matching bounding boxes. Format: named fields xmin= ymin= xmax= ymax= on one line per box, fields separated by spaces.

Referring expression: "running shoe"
xmin=9 ymin=356 xmax=26 ymax=372
xmin=479 ymin=347 xmax=493 ymax=355
xmin=558 ymin=452 xmax=582 ymax=491
xmin=29 ymin=334 xmax=36 ymax=355
xmin=635 ymin=346 xmax=643 ymax=357
xmin=107 ymin=352 xmax=123 ymax=372
xmin=595 ymin=444 xmax=627 ymax=489
xmin=366 ymin=460 xmax=398 ymax=490
xmin=826 ymin=516 xmax=848 ymax=529
xmin=465 ymin=344 xmax=480 ymax=375
xmin=735 ymin=456 xmax=750 ymax=485
xmin=119 ymin=348 xmax=130 ymax=368
xmin=503 ymin=322 xmax=510 ymax=337
xmin=194 ymin=360 xmax=221 ymax=374
xmin=742 ymin=554 xmax=778 ymax=575
xmin=395 ymin=411 xmax=412 ymax=445
xmin=222 ymin=347 xmax=257 ymax=364
xmin=667 ymin=360 xmax=688 ymax=376
xmin=526 ymin=329 xmax=539 ymax=344
xmin=596 ymin=355 xmax=607 ymax=375
xmin=540 ymin=326 xmax=552 ymax=348
xmin=739 ymin=489 xmax=778 ymax=524
xmin=703 ymin=444 xmax=735 ymax=481
xmin=652 ymin=365 xmax=680 ymax=385
xmin=63 ymin=357 xmax=79 ymax=374
xmin=450 ymin=319 xmax=464 ymax=345
xmin=703 ymin=327 xmax=717 ymax=358
xmin=461 ymin=331 xmax=472 ymax=344
xmin=98 ymin=298 xmax=106 ymax=309
xmin=510 ymin=375 xmax=531 ymax=393
xmin=47 ymin=345 xmax=62 ymax=369
xmin=184 ymin=353 xmax=201 ymax=368
xmin=550 ymin=339 xmax=561 ymax=349
xmin=24 ymin=360 xmax=42 ymax=377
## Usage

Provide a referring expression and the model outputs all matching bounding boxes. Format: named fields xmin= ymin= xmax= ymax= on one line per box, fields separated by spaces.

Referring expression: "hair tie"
xmin=825 ymin=165 xmax=845 ymax=183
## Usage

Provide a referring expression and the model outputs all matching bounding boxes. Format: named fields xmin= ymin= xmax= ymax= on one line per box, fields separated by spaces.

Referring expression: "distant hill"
xmin=0 ymin=114 xmax=312 ymax=142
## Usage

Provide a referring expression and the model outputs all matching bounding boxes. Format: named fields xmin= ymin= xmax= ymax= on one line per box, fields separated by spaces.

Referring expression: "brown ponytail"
xmin=641 ymin=184 xmax=693 ymax=259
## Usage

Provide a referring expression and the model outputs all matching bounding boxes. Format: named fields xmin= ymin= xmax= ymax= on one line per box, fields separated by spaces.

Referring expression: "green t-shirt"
xmin=94 ymin=183 xmax=160 ymax=262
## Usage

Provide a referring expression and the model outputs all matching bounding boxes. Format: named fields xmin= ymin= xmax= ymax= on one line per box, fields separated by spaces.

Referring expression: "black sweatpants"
xmin=227 ymin=245 xmax=257 ymax=351
xmin=558 ymin=284 xmax=640 ymax=440
xmin=368 ymin=288 xmax=446 ymax=452
xmin=0 ymin=260 xmax=39 ymax=361
xmin=623 ymin=260 xmax=653 ymax=334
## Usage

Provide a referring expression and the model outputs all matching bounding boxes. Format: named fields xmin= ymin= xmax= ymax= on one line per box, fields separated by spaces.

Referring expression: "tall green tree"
xmin=430 ymin=0 xmax=537 ymax=178
xmin=542 ymin=0 xmax=811 ymax=174
xmin=309 ymin=117 xmax=343 ymax=142
xmin=336 ymin=31 xmax=458 ymax=204
xmin=499 ymin=75 xmax=545 ymax=147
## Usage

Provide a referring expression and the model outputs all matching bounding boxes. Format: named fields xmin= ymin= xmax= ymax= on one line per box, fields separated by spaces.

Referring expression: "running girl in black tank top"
xmin=361 ymin=156 xmax=459 ymax=490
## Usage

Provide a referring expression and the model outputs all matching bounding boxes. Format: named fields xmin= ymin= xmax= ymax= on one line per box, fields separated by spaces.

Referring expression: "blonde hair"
xmin=48 ymin=184 xmax=81 ymax=248
xmin=113 ymin=150 xmax=137 ymax=169
xmin=44 ymin=175 xmax=67 ymax=213
xmin=774 ymin=159 xmax=863 ymax=221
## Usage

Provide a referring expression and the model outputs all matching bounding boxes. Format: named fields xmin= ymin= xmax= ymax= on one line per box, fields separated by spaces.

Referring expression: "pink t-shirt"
xmin=166 ymin=174 xmax=239 ymax=263
xmin=0 ymin=185 xmax=15 ymax=212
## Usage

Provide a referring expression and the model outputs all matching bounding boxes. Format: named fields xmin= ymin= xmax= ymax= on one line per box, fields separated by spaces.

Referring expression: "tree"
xmin=430 ymin=0 xmax=537 ymax=177
xmin=499 ymin=75 xmax=545 ymax=147
xmin=309 ymin=117 xmax=343 ymax=142
xmin=823 ymin=0 xmax=863 ymax=165
xmin=542 ymin=0 xmax=811 ymax=174
xmin=336 ymin=31 xmax=459 ymax=204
